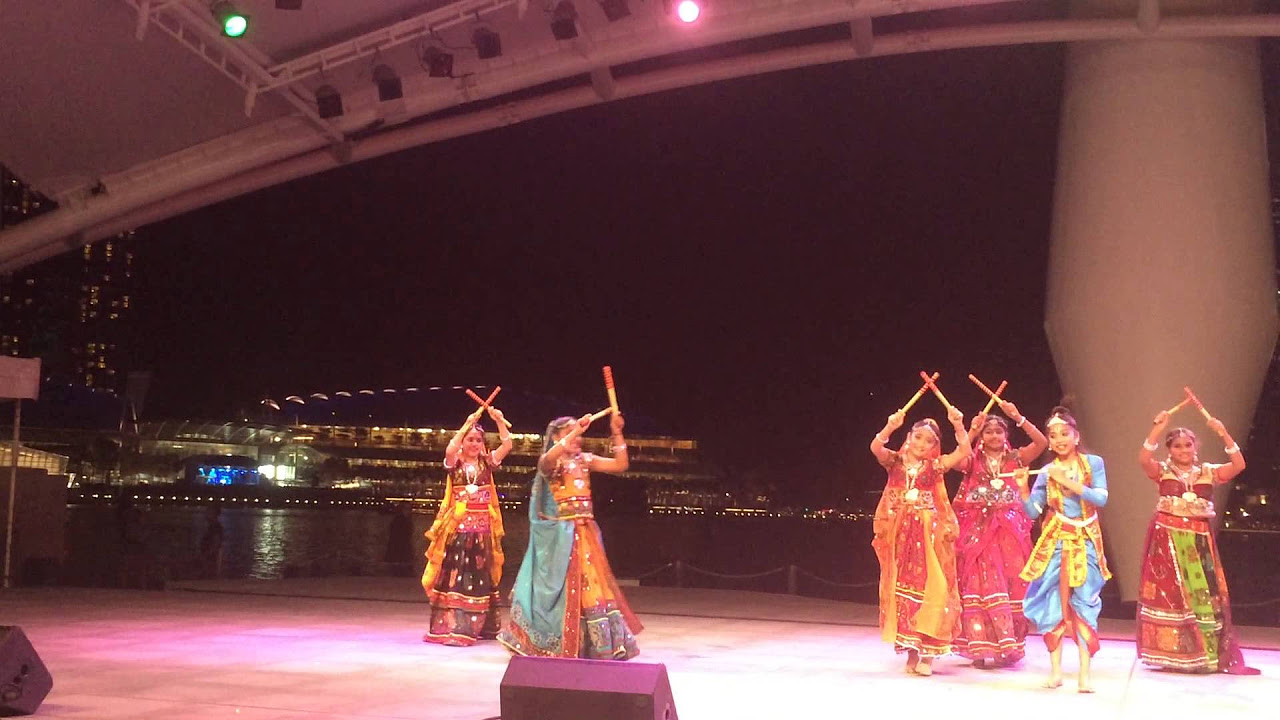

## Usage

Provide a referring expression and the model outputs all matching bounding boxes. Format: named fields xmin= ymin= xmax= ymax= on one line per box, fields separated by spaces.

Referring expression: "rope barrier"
xmin=792 ymin=565 xmax=878 ymax=589
xmin=682 ymin=563 xmax=787 ymax=581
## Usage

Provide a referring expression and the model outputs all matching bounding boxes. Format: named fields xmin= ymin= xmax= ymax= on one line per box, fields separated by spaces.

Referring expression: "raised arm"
xmin=444 ymin=407 xmax=484 ymax=467
xmin=1207 ymin=416 xmax=1247 ymax=484
xmin=939 ymin=406 xmax=972 ymax=472
xmin=871 ymin=410 xmax=905 ymax=466
xmin=537 ymin=414 xmax=591 ymax=473
xmin=588 ymin=412 xmax=630 ymax=474
xmin=487 ymin=406 xmax=514 ymax=464
xmin=1139 ymin=410 xmax=1171 ymax=480
xmin=1001 ymin=401 xmax=1047 ymax=465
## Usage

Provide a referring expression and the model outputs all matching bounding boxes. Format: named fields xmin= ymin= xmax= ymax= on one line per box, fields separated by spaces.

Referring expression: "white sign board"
xmin=0 ymin=356 xmax=41 ymax=400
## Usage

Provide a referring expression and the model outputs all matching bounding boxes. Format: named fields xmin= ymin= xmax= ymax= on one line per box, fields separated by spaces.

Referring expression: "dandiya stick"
xmin=981 ymin=380 xmax=1008 ymax=415
xmin=603 ymin=366 xmax=620 ymax=414
xmin=1183 ymin=386 xmax=1213 ymax=421
xmin=967 ymin=375 xmax=1008 ymax=415
xmin=589 ymin=407 xmax=614 ymax=422
xmin=899 ymin=372 xmax=939 ymax=414
xmin=464 ymin=387 xmax=513 ymax=428
xmin=997 ymin=465 xmax=1052 ymax=479
xmin=920 ymin=370 xmax=955 ymax=411
xmin=1166 ymin=396 xmax=1192 ymax=416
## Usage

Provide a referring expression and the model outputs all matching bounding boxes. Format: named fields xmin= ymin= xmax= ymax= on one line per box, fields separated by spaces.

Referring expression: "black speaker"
xmin=0 ymin=626 xmax=52 ymax=716
xmin=500 ymin=656 xmax=677 ymax=720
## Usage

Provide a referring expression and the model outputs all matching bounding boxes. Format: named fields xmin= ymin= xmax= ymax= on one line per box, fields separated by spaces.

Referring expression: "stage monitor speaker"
xmin=500 ymin=656 xmax=677 ymax=720
xmin=0 ymin=626 xmax=52 ymax=716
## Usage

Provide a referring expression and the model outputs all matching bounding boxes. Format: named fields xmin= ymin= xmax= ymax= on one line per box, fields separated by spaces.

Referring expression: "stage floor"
xmin=2 ymin=580 xmax=1277 ymax=719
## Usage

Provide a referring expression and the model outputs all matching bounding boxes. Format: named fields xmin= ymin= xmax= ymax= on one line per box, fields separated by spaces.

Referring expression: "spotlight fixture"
xmin=550 ymin=1 xmax=578 ymax=40
xmin=674 ymin=0 xmax=701 ymax=22
xmin=315 ymin=84 xmax=343 ymax=119
xmin=472 ymin=27 xmax=502 ymax=59
xmin=372 ymin=64 xmax=403 ymax=102
xmin=210 ymin=1 xmax=249 ymax=37
xmin=275 ymin=0 xmax=303 ymax=8
xmin=600 ymin=0 xmax=630 ymax=21
xmin=422 ymin=46 xmax=454 ymax=78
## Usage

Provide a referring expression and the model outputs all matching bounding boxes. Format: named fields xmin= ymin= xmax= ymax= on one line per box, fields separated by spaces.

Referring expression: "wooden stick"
xmin=977 ymin=379 xmax=1008 ymax=415
xmin=603 ymin=366 xmax=620 ymax=414
xmin=464 ymin=387 xmax=513 ymax=428
xmin=997 ymin=465 xmax=1051 ymax=478
xmin=589 ymin=407 xmax=614 ymax=422
xmin=920 ymin=370 xmax=954 ymax=410
xmin=899 ymin=372 xmax=939 ymax=414
xmin=1166 ymin=396 xmax=1192 ymax=416
xmin=1183 ymin=386 xmax=1213 ymax=421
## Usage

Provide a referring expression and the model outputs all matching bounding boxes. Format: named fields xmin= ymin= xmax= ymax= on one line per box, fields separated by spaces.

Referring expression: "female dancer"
xmin=1014 ymin=406 xmax=1110 ymax=692
xmin=1136 ymin=410 xmax=1257 ymax=674
xmin=871 ymin=405 xmax=970 ymax=676
xmin=421 ymin=405 xmax=511 ymax=645
xmin=952 ymin=401 xmax=1047 ymax=667
xmin=499 ymin=411 xmax=641 ymax=659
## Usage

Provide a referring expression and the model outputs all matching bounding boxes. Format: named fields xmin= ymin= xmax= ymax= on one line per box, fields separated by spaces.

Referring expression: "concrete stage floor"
xmin=2 ymin=578 xmax=1277 ymax=719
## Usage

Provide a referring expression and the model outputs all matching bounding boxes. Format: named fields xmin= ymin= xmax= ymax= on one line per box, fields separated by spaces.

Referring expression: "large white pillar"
xmin=1046 ymin=2 xmax=1278 ymax=601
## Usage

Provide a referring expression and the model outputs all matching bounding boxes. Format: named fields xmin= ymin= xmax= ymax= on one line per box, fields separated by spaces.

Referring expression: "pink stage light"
xmin=676 ymin=0 xmax=701 ymax=23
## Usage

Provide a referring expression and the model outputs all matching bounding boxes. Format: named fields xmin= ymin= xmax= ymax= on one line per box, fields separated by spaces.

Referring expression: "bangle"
xmin=500 ymin=435 xmax=511 ymax=443
xmin=1142 ymin=439 xmax=1159 ymax=452
xmin=611 ymin=444 xmax=627 ymax=453
xmin=1225 ymin=443 xmax=1240 ymax=455
xmin=1015 ymin=417 xmax=1026 ymax=428
xmin=874 ymin=434 xmax=888 ymax=445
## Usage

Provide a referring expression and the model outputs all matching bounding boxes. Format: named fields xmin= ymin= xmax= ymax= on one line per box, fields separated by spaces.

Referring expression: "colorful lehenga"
xmin=421 ymin=456 xmax=505 ymax=645
xmin=1136 ymin=462 xmax=1253 ymax=673
xmin=952 ymin=451 xmax=1032 ymax=664
xmin=872 ymin=452 xmax=962 ymax=657
xmin=499 ymin=452 xmax=641 ymax=659
xmin=1020 ymin=454 xmax=1110 ymax=655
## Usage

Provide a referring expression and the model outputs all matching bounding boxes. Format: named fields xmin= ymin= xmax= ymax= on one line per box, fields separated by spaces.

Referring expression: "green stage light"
xmin=211 ymin=2 xmax=249 ymax=37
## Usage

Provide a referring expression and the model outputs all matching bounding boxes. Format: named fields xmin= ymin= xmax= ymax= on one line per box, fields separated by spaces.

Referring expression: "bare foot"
xmin=973 ymin=659 xmax=987 ymax=669
xmin=916 ymin=658 xmax=934 ymax=676
xmin=1043 ymin=675 xmax=1063 ymax=689
xmin=1077 ymin=674 xmax=1094 ymax=693
xmin=905 ymin=649 xmax=920 ymax=674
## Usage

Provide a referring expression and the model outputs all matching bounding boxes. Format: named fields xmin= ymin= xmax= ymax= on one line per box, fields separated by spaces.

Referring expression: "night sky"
xmin=124 ymin=43 xmax=1073 ymax=502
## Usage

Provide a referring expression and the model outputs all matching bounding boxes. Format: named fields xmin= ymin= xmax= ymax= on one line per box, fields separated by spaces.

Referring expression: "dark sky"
xmin=124 ymin=42 xmax=1070 ymax=502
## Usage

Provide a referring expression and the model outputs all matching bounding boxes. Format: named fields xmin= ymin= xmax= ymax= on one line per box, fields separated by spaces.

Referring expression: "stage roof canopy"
xmin=2 ymin=1 xmax=1277 ymax=271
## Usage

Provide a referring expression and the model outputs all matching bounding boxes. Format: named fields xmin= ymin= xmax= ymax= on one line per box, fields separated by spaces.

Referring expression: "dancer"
xmin=421 ymin=405 xmax=511 ymax=645
xmin=1136 ymin=406 xmax=1257 ymax=674
xmin=871 ymin=394 xmax=970 ymax=676
xmin=952 ymin=400 xmax=1047 ymax=667
xmin=1014 ymin=406 xmax=1109 ymax=692
xmin=499 ymin=411 xmax=642 ymax=659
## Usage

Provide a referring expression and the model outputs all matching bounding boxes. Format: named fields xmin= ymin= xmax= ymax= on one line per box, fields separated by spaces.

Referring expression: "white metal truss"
xmin=259 ymin=0 xmax=520 ymax=92
xmin=121 ymin=0 xmax=344 ymax=141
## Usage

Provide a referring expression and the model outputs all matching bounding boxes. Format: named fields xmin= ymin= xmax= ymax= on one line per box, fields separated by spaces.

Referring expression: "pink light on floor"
xmin=676 ymin=0 xmax=700 ymax=23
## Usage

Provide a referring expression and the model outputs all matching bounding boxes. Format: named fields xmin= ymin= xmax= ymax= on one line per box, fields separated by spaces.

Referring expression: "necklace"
xmin=1169 ymin=462 xmax=1197 ymax=488
xmin=984 ymin=452 xmax=1002 ymax=478
xmin=463 ymin=462 xmax=479 ymax=495
xmin=904 ymin=459 xmax=925 ymax=482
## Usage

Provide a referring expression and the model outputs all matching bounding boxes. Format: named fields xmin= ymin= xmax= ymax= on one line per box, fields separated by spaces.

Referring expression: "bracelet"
xmin=874 ymin=434 xmax=888 ymax=445
xmin=611 ymin=444 xmax=627 ymax=453
xmin=1015 ymin=417 xmax=1026 ymax=428
xmin=1225 ymin=443 xmax=1240 ymax=455
xmin=500 ymin=435 xmax=511 ymax=443
xmin=1142 ymin=439 xmax=1159 ymax=452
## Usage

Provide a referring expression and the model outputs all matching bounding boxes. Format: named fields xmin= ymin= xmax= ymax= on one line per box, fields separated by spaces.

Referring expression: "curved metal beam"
xmin=3 ymin=11 xmax=1280 ymax=271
